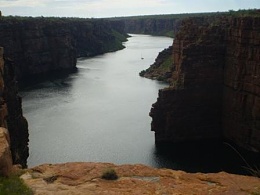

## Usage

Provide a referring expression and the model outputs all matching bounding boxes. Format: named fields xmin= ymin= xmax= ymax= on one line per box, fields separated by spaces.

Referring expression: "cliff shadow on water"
xmin=18 ymin=68 xmax=78 ymax=90
xmin=153 ymin=140 xmax=260 ymax=176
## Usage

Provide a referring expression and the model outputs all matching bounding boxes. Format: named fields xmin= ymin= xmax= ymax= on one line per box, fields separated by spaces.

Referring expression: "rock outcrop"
xmin=0 ymin=47 xmax=29 ymax=168
xmin=0 ymin=127 xmax=12 ymax=176
xmin=0 ymin=17 xmax=127 ymax=80
xmin=140 ymin=46 xmax=173 ymax=83
xmin=21 ymin=162 xmax=260 ymax=195
xmin=150 ymin=14 xmax=260 ymax=153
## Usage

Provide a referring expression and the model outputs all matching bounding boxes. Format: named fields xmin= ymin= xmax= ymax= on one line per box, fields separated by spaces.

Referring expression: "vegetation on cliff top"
xmin=109 ymin=11 xmax=230 ymax=37
xmin=228 ymin=9 xmax=260 ymax=17
xmin=101 ymin=168 xmax=118 ymax=180
xmin=0 ymin=175 xmax=33 ymax=195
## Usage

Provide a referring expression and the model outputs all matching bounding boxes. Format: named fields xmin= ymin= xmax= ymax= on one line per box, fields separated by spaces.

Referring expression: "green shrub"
xmin=101 ymin=168 xmax=118 ymax=180
xmin=0 ymin=175 xmax=33 ymax=195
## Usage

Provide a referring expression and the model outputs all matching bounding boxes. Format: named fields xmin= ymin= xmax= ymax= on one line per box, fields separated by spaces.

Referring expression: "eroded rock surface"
xmin=21 ymin=162 xmax=260 ymax=195
xmin=0 ymin=127 xmax=12 ymax=176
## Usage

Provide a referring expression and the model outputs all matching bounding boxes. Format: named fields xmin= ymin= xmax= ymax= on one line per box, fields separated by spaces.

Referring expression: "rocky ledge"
xmin=139 ymin=46 xmax=173 ymax=83
xmin=21 ymin=162 xmax=260 ymax=195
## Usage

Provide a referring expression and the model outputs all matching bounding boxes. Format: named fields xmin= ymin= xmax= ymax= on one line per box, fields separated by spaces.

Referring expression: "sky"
xmin=1 ymin=0 xmax=260 ymax=18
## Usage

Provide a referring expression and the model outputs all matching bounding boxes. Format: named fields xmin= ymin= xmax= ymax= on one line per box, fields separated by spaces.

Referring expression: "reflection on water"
xmin=21 ymin=34 xmax=172 ymax=168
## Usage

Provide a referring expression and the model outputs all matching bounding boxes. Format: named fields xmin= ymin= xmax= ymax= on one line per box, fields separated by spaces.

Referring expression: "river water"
xmin=21 ymin=34 xmax=172 ymax=168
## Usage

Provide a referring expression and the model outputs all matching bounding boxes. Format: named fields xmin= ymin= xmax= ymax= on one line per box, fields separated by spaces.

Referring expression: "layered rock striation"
xmin=223 ymin=16 xmax=260 ymax=152
xmin=0 ymin=17 xmax=127 ymax=80
xmin=150 ymin=14 xmax=260 ymax=152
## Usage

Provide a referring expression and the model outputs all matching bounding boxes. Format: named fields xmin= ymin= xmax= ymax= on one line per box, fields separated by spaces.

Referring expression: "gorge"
xmin=21 ymin=34 xmax=172 ymax=168
xmin=0 ymin=10 xmax=259 ymax=194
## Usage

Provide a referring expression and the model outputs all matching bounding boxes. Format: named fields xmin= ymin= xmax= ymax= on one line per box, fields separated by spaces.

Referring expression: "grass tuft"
xmin=101 ymin=168 xmax=118 ymax=180
xmin=224 ymin=142 xmax=260 ymax=178
xmin=0 ymin=175 xmax=33 ymax=195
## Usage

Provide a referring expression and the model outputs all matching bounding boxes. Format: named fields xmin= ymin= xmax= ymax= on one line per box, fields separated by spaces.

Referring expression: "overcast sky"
xmin=1 ymin=0 xmax=260 ymax=18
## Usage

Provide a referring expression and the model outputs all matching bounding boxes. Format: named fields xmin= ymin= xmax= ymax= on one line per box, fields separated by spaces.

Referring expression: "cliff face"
xmin=0 ymin=127 xmax=12 ymax=176
xmin=0 ymin=17 xmax=126 ymax=80
xmin=0 ymin=47 xmax=29 ymax=168
xmin=150 ymin=15 xmax=260 ymax=152
xmin=124 ymin=18 xmax=180 ymax=37
xmin=72 ymin=19 xmax=127 ymax=57
xmin=150 ymin=17 xmax=227 ymax=144
xmin=114 ymin=13 xmax=227 ymax=37
xmin=223 ymin=17 xmax=260 ymax=152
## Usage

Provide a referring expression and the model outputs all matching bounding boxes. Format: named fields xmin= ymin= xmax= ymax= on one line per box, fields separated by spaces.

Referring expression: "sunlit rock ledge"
xmin=20 ymin=162 xmax=260 ymax=195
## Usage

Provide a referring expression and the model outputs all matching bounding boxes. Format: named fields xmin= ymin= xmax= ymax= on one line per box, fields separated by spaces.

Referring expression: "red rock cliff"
xmin=150 ymin=14 xmax=260 ymax=152
xmin=0 ymin=17 xmax=126 ymax=80
xmin=223 ymin=16 xmax=260 ymax=152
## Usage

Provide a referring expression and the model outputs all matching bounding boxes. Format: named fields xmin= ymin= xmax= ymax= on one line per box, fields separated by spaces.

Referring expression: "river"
xmin=20 ymin=34 xmax=256 ymax=175
xmin=21 ymin=34 xmax=172 ymax=168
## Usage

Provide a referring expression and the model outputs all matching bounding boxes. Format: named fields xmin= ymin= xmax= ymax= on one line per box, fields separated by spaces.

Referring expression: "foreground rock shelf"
xmin=21 ymin=162 xmax=260 ymax=195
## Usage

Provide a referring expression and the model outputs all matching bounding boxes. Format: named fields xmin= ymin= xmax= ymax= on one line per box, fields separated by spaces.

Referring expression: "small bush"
xmin=0 ymin=175 xmax=33 ymax=195
xmin=101 ymin=168 xmax=118 ymax=180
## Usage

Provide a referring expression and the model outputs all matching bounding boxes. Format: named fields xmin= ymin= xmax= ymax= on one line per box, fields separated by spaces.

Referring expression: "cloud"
xmin=1 ymin=0 xmax=259 ymax=18
xmin=1 ymin=0 xmax=47 ymax=7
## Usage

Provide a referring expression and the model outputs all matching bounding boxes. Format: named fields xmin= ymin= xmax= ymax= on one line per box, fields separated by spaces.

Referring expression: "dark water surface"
xmin=21 ymin=34 xmax=257 ymax=175
xmin=21 ymin=34 xmax=172 ymax=168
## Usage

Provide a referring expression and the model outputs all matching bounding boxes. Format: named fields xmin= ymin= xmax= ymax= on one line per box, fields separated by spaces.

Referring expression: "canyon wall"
xmin=223 ymin=16 xmax=260 ymax=152
xmin=150 ymin=14 xmax=260 ymax=152
xmin=123 ymin=17 xmax=180 ymax=37
xmin=0 ymin=17 xmax=127 ymax=80
xmin=112 ymin=13 xmax=226 ymax=37
xmin=0 ymin=47 xmax=29 ymax=168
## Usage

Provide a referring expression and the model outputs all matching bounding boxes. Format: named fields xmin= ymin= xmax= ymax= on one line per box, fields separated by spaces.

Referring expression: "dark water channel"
xmin=20 ymin=34 xmax=257 ymax=175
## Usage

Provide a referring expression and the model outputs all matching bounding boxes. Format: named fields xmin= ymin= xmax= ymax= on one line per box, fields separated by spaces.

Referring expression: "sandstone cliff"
xmin=223 ymin=16 xmax=260 ymax=152
xmin=112 ymin=12 xmax=228 ymax=37
xmin=123 ymin=17 xmax=180 ymax=37
xmin=0 ymin=127 xmax=12 ymax=176
xmin=0 ymin=17 xmax=127 ymax=80
xmin=0 ymin=47 xmax=29 ymax=168
xmin=150 ymin=14 xmax=260 ymax=154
